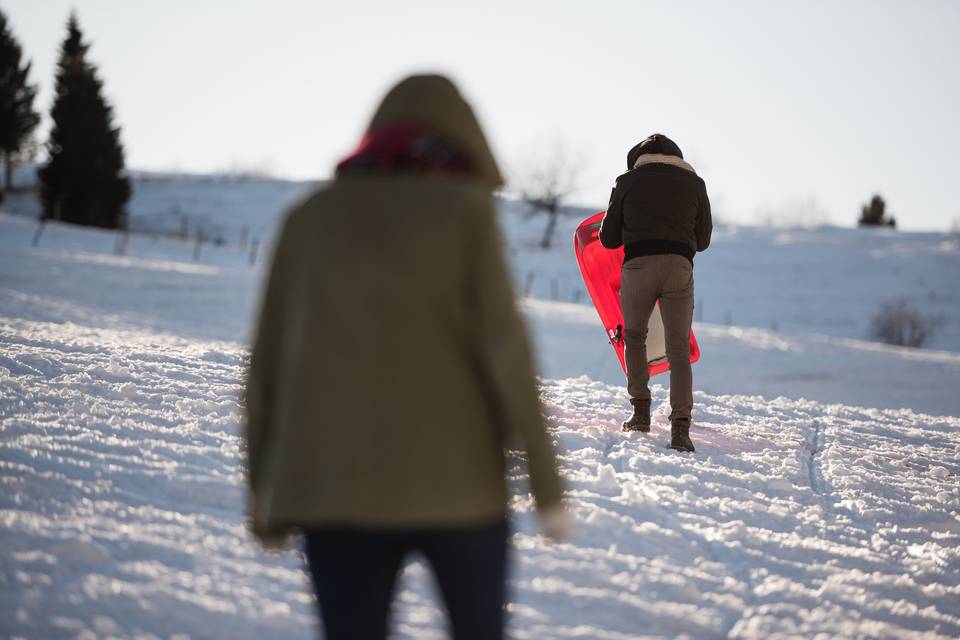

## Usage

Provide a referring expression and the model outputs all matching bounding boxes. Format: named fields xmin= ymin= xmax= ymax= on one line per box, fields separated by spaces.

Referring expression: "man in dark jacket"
xmin=599 ymin=133 xmax=712 ymax=452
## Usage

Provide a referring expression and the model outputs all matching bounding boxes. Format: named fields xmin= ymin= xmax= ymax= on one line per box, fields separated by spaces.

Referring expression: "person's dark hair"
xmin=626 ymin=133 xmax=683 ymax=169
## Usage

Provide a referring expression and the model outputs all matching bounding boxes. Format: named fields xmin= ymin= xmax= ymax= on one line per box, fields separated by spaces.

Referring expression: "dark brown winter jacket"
xmin=599 ymin=154 xmax=712 ymax=264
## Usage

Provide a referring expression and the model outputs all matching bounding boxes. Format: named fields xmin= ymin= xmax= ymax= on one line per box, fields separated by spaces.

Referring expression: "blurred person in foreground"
xmin=599 ymin=134 xmax=712 ymax=452
xmin=243 ymin=74 xmax=569 ymax=640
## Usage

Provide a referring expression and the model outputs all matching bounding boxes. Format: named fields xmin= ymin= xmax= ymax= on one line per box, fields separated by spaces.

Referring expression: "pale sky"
xmin=5 ymin=0 xmax=960 ymax=230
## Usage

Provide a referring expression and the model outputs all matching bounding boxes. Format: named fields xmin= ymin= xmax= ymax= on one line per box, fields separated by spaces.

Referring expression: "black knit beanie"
xmin=626 ymin=133 xmax=683 ymax=169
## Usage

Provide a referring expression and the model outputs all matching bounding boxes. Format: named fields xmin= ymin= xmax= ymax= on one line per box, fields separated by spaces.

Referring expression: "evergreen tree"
xmin=0 ymin=8 xmax=40 ymax=192
xmin=39 ymin=13 xmax=130 ymax=228
xmin=858 ymin=194 xmax=896 ymax=228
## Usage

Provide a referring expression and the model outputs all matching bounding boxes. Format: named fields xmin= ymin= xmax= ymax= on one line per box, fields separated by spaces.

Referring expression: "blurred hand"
xmin=538 ymin=504 xmax=575 ymax=541
xmin=254 ymin=530 xmax=290 ymax=552
xmin=247 ymin=499 xmax=290 ymax=552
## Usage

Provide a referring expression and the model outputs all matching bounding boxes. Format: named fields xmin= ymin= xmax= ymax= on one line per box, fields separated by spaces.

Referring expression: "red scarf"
xmin=336 ymin=123 xmax=473 ymax=178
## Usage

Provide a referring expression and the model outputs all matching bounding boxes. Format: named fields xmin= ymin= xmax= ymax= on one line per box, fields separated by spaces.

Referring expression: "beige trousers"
xmin=621 ymin=254 xmax=694 ymax=419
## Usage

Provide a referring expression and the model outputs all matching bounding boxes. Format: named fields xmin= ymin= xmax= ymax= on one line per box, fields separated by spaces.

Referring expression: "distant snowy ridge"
xmin=3 ymin=172 xmax=958 ymax=350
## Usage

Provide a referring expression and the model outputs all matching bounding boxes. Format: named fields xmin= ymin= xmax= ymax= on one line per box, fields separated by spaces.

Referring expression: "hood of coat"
xmin=626 ymin=133 xmax=683 ymax=170
xmin=632 ymin=153 xmax=696 ymax=174
xmin=364 ymin=74 xmax=504 ymax=189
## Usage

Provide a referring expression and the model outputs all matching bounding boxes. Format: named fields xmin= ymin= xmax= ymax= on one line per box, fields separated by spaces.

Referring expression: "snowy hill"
xmin=4 ymin=174 xmax=959 ymax=353
xmin=1 ymin=175 xmax=959 ymax=639
xmin=2 ymin=314 xmax=958 ymax=638
xmin=502 ymin=203 xmax=960 ymax=354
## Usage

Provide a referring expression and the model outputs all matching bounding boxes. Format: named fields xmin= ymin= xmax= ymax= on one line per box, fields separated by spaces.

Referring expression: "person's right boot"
xmin=621 ymin=399 xmax=651 ymax=433
xmin=670 ymin=417 xmax=695 ymax=452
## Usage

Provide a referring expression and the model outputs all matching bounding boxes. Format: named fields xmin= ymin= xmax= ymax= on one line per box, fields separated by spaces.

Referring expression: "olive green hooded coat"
xmin=244 ymin=75 xmax=563 ymax=540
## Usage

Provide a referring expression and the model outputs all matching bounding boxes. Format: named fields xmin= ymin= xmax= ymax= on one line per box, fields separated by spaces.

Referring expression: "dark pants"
xmin=304 ymin=518 xmax=509 ymax=640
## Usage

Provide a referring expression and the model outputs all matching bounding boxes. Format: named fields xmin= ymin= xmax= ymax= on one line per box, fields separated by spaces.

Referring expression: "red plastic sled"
xmin=574 ymin=211 xmax=701 ymax=377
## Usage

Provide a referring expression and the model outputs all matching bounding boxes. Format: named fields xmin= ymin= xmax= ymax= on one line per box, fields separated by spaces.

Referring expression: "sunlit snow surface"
xmin=2 ymin=199 xmax=960 ymax=639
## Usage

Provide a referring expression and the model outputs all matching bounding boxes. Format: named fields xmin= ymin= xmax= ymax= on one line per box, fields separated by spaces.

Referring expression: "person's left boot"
xmin=670 ymin=417 xmax=695 ymax=452
xmin=621 ymin=399 xmax=651 ymax=433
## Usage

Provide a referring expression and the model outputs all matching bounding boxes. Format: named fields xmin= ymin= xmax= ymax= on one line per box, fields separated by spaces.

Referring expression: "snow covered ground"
xmin=7 ymin=175 xmax=960 ymax=351
xmin=523 ymin=298 xmax=960 ymax=419
xmin=2 ymin=177 xmax=959 ymax=639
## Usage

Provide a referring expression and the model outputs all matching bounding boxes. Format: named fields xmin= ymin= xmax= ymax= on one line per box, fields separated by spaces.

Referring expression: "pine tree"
xmin=39 ymin=13 xmax=130 ymax=228
xmin=0 ymin=8 xmax=40 ymax=192
xmin=858 ymin=194 xmax=896 ymax=228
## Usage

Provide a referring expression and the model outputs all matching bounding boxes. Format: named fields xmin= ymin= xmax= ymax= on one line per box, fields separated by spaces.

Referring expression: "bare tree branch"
xmin=512 ymin=142 xmax=584 ymax=249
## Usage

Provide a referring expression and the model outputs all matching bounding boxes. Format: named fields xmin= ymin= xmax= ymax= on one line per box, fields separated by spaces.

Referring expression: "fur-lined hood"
xmin=633 ymin=153 xmax=696 ymax=174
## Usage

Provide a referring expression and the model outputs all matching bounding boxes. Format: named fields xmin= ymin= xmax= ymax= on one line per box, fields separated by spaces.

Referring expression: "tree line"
xmin=0 ymin=9 xmax=129 ymax=229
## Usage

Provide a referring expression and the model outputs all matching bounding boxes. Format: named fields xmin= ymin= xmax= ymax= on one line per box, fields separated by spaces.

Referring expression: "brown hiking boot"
xmin=622 ymin=399 xmax=651 ymax=433
xmin=670 ymin=417 xmax=695 ymax=452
